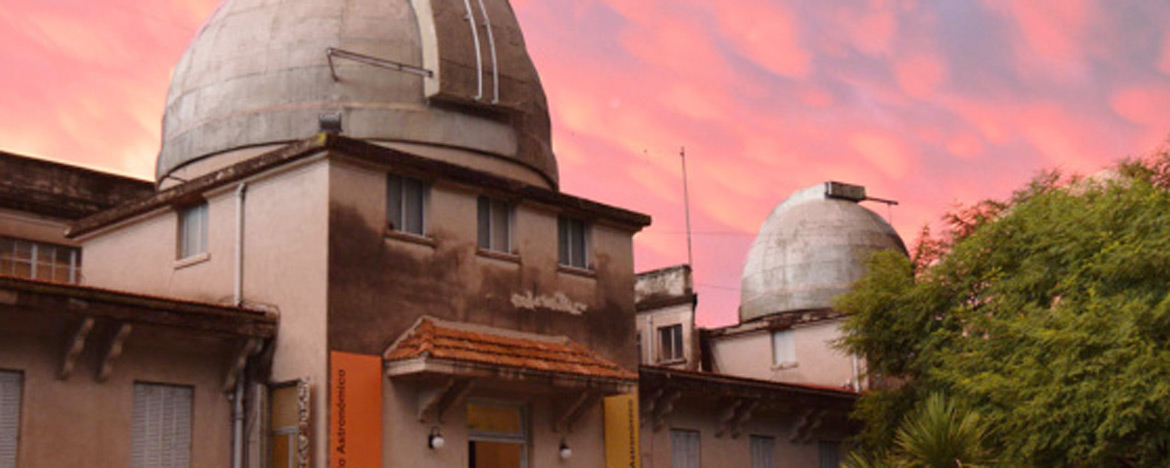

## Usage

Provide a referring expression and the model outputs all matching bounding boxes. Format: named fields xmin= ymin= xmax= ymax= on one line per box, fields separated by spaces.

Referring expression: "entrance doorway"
xmin=467 ymin=401 xmax=527 ymax=468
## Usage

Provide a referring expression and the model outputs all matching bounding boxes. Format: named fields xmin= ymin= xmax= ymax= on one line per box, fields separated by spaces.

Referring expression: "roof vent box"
xmin=825 ymin=181 xmax=866 ymax=202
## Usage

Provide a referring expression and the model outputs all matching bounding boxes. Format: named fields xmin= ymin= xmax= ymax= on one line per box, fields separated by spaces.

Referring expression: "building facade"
xmin=635 ymin=182 xmax=907 ymax=468
xmin=1 ymin=0 xmax=652 ymax=467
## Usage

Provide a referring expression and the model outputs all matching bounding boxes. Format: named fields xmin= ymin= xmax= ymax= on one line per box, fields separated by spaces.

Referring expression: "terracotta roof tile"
xmin=385 ymin=318 xmax=636 ymax=381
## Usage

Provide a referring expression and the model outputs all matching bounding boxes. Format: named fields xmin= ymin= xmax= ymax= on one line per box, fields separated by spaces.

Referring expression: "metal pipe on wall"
xmin=232 ymin=182 xmax=248 ymax=468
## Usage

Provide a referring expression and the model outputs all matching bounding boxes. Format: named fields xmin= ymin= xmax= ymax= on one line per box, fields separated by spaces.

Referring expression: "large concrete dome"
xmin=158 ymin=0 xmax=557 ymax=187
xmin=739 ymin=182 xmax=906 ymax=322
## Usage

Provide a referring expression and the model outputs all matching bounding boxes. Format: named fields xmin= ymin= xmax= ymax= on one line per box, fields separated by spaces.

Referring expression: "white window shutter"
xmin=670 ymin=430 xmax=700 ymax=468
xmin=132 ymin=384 xmax=192 ymax=468
xmin=750 ymin=436 xmax=774 ymax=468
xmin=0 ymin=371 xmax=21 ymax=468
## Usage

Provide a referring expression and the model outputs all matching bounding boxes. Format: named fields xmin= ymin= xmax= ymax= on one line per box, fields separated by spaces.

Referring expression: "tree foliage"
xmin=844 ymin=394 xmax=996 ymax=468
xmin=838 ymin=153 xmax=1170 ymax=467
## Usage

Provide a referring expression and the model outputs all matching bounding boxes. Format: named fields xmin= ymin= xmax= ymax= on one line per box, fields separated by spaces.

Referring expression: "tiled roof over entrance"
xmin=384 ymin=317 xmax=636 ymax=383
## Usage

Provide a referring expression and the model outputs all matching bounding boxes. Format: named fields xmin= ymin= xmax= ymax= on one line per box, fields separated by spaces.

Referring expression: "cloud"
xmin=894 ymin=53 xmax=948 ymax=98
xmin=709 ymin=0 xmax=810 ymax=78
xmin=5 ymin=0 xmax=1168 ymax=326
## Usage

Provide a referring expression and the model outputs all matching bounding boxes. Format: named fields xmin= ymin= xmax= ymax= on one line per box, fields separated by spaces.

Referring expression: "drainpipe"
xmin=234 ymin=183 xmax=247 ymax=307
xmin=851 ymin=354 xmax=861 ymax=392
xmin=232 ymin=183 xmax=247 ymax=468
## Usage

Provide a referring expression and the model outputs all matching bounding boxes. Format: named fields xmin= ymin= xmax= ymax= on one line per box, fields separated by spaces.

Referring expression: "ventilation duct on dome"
xmin=824 ymin=181 xmax=866 ymax=202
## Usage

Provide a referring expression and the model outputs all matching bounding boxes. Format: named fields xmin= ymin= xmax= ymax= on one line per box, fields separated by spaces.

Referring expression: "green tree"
xmin=844 ymin=394 xmax=996 ymax=468
xmin=838 ymin=154 xmax=1170 ymax=467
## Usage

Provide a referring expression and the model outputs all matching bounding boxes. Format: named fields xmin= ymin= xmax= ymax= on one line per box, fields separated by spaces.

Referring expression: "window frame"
xmin=0 ymin=370 xmax=22 ymax=468
xmin=750 ymin=435 xmax=775 ymax=468
xmin=557 ymin=215 xmax=590 ymax=269
xmin=477 ymin=195 xmax=514 ymax=253
xmin=670 ymin=428 xmax=701 ymax=468
xmin=657 ymin=324 xmax=684 ymax=363
xmin=176 ymin=202 xmax=209 ymax=260
xmin=131 ymin=382 xmax=193 ymax=468
xmin=467 ymin=400 xmax=529 ymax=468
xmin=771 ymin=329 xmax=796 ymax=367
xmin=386 ymin=174 xmax=429 ymax=237
xmin=0 ymin=237 xmax=81 ymax=283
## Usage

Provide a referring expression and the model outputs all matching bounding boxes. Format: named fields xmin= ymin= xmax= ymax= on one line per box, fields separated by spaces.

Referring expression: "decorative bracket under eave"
xmin=641 ymin=387 xmax=682 ymax=432
xmin=716 ymin=399 xmax=758 ymax=439
xmin=59 ymin=316 xmax=95 ymax=380
xmin=222 ymin=338 xmax=262 ymax=392
xmin=418 ymin=377 xmax=474 ymax=423
xmin=96 ymin=322 xmax=133 ymax=382
xmin=552 ymin=390 xmax=600 ymax=433
xmin=790 ymin=408 xmax=827 ymax=443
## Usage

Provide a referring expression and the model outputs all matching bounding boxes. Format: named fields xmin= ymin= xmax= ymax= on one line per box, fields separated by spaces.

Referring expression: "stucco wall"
xmin=636 ymin=303 xmax=696 ymax=367
xmin=325 ymin=158 xmax=638 ymax=368
xmin=639 ymin=400 xmax=850 ymax=468
xmin=78 ymin=158 xmax=333 ymax=468
xmin=709 ymin=320 xmax=855 ymax=388
xmin=0 ymin=321 xmax=233 ymax=468
xmin=384 ymin=380 xmax=608 ymax=468
xmin=0 ymin=209 xmax=73 ymax=247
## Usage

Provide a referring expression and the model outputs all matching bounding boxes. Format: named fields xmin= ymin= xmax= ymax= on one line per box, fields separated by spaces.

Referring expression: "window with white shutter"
xmin=670 ymin=429 xmax=700 ymax=468
xmin=0 ymin=371 xmax=21 ymax=468
xmin=131 ymin=383 xmax=193 ymax=468
xmin=750 ymin=435 xmax=774 ymax=468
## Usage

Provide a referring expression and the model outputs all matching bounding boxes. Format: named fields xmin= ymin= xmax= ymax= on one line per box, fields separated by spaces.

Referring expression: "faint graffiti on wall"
xmin=510 ymin=291 xmax=588 ymax=315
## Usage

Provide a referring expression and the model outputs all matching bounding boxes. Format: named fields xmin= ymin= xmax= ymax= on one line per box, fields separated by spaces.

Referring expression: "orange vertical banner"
xmin=330 ymin=351 xmax=383 ymax=468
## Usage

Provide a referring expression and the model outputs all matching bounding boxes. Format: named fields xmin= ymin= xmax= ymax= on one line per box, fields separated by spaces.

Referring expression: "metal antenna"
xmin=681 ymin=146 xmax=694 ymax=267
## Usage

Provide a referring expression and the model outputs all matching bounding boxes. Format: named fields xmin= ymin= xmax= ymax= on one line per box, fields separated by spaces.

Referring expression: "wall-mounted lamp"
xmin=559 ymin=439 xmax=572 ymax=460
xmin=428 ymin=426 xmax=445 ymax=449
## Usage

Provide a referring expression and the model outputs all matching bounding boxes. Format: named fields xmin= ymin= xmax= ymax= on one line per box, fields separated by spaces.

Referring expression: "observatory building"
xmin=635 ymin=182 xmax=907 ymax=468
xmin=0 ymin=0 xmax=649 ymax=467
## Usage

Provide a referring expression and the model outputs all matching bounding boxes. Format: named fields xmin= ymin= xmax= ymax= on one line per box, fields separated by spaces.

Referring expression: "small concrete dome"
xmin=158 ymin=0 xmax=557 ymax=187
xmin=739 ymin=182 xmax=906 ymax=322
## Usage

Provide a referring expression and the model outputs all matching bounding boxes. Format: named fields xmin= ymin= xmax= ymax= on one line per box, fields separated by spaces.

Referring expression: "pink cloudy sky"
xmin=4 ymin=0 xmax=1170 ymax=326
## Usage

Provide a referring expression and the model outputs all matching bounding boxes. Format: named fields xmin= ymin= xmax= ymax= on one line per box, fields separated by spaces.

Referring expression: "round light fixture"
xmin=428 ymin=426 xmax=445 ymax=449
xmin=559 ymin=439 xmax=572 ymax=460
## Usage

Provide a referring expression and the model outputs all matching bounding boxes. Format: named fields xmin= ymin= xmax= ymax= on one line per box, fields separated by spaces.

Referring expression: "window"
xmin=750 ymin=435 xmax=774 ymax=468
xmin=637 ymin=332 xmax=644 ymax=364
xmin=270 ymin=384 xmax=299 ymax=468
xmin=468 ymin=401 xmax=527 ymax=468
xmin=557 ymin=215 xmax=588 ymax=269
xmin=670 ymin=429 xmax=700 ymax=468
xmin=387 ymin=174 xmax=427 ymax=236
xmin=658 ymin=324 xmax=684 ymax=363
xmin=477 ymin=196 xmax=512 ymax=253
xmin=131 ymin=383 xmax=192 ymax=468
xmin=819 ymin=441 xmax=842 ymax=468
xmin=772 ymin=330 xmax=796 ymax=366
xmin=0 ymin=237 xmax=81 ymax=283
xmin=0 ymin=371 xmax=21 ymax=468
xmin=177 ymin=203 xmax=208 ymax=259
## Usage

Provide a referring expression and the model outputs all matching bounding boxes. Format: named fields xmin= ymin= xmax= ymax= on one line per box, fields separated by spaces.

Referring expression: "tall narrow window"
xmin=818 ymin=441 xmax=841 ymax=468
xmin=387 ymin=174 xmax=427 ymax=236
xmin=772 ymin=330 xmax=796 ymax=366
xmin=270 ymin=384 xmax=298 ymax=468
xmin=750 ymin=435 xmax=774 ymax=468
xmin=658 ymin=324 xmax=684 ymax=363
xmin=0 ymin=237 xmax=81 ymax=282
xmin=178 ymin=203 xmax=209 ymax=259
xmin=670 ymin=429 xmax=700 ymax=468
xmin=557 ymin=215 xmax=588 ymax=269
xmin=131 ymin=383 xmax=192 ymax=468
xmin=477 ymin=196 xmax=512 ymax=253
xmin=468 ymin=401 xmax=527 ymax=468
xmin=0 ymin=371 xmax=21 ymax=468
